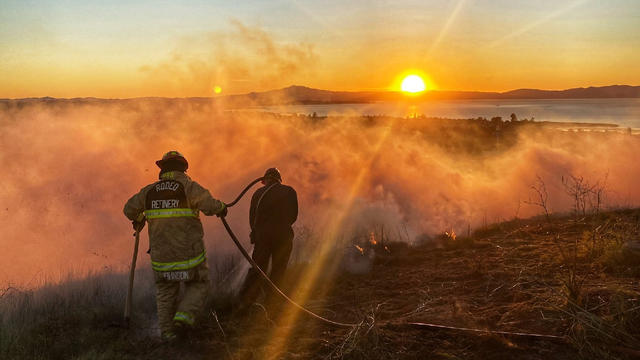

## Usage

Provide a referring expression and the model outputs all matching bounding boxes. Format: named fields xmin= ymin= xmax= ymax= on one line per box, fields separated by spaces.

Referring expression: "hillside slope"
xmin=1 ymin=209 xmax=639 ymax=359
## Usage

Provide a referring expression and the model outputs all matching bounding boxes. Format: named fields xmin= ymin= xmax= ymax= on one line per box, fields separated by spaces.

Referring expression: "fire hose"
xmin=219 ymin=178 xmax=566 ymax=341
xmin=221 ymin=177 xmax=356 ymax=328
xmin=123 ymin=176 xmax=567 ymax=340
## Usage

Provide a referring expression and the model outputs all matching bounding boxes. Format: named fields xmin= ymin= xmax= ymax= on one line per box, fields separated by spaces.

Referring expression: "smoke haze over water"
xmin=1 ymin=99 xmax=639 ymax=287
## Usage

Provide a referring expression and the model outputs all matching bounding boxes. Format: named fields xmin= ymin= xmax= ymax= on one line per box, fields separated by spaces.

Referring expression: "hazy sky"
xmin=1 ymin=0 xmax=639 ymax=98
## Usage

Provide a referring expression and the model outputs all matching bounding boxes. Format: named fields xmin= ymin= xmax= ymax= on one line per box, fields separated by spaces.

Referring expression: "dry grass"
xmin=0 ymin=270 xmax=153 ymax=359
xmin=328 ymin=304 xmax=384 ymax=359
xmin=2 ymin=209 xmax=640 ymax=359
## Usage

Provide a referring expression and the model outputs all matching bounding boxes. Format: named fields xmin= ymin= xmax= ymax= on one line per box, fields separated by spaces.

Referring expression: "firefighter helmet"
xmin=155 ymin=150 xmax=189 ymax=171
xmin=263 ymin=167 xmax=282 ymax=182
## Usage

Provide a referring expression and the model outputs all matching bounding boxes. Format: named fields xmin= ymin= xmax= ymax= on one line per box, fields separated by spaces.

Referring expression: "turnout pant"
xmin=155 ymin=262 xmax=210 ymax=335
xmin=240 ymin=231 xmax=293 ymax=307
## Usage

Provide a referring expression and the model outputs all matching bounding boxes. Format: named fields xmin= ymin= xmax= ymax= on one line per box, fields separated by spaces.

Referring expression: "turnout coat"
xmin=123 ymin=171 xmax=226 ymax=272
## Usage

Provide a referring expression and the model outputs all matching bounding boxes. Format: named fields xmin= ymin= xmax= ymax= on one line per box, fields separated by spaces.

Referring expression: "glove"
xmin=132 ymin=218 xmax=146 ymax=232
xmin=216 ymin=204 xmax=228 ymax=218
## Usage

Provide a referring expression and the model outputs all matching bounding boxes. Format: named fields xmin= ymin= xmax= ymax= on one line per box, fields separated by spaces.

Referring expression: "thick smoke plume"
xmin=1 ymin=99 xmax=639 ymax=287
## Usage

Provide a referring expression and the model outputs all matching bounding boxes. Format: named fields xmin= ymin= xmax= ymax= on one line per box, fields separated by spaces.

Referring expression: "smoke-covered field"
xmin=1 ymin=99 xmax=639 ymax=287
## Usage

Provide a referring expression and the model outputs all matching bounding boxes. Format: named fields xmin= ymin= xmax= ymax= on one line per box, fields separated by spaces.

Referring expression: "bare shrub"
xmin=524 ymin=175 xmax=551 ymax=222
xmin=562 ymin=173 xmax=608 ymax=217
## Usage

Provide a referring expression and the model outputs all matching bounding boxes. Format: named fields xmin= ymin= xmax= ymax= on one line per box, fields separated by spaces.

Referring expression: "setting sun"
xmin=400 ymin=75 xmax=426 ymax=93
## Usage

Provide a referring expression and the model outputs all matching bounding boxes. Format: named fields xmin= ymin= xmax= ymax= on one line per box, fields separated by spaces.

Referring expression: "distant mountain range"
xmin=3 ymin=85 xmax=639 ymax=105
xmin=219 ymin=85 xmax=640 ymax=106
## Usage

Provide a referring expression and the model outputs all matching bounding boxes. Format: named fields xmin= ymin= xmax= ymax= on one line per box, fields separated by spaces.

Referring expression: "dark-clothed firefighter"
xmin=123 ymin=151 xmax=227 ymax=341
xmin=239 ymin=167 xmax=298 ymax=309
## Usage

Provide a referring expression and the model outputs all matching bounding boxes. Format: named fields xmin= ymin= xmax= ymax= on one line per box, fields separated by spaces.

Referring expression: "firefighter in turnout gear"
xmin=238 ymin=167 xmax=298 ymax=310
xmin=123 ymin=151 xmax=227 ymax=341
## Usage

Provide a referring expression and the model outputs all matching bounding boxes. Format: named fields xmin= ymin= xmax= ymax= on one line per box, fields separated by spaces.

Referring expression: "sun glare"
xmin=401 ymin=75 xmax=426 ymax=93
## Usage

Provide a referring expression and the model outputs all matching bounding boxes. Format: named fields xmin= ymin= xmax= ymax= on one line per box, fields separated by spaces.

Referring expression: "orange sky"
xmin=1 ymin=0 xmax=639 ymax=98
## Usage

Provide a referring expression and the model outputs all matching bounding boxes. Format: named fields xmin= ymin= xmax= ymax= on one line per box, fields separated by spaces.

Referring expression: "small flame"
xmin=445 ymin=229 xmax=457 ymax=241
xmin=369 ymin=232 xmax=377 ymax=245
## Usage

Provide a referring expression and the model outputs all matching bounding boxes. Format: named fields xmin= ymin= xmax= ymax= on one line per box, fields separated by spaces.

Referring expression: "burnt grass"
xmin=2 ymin=209 xmax=640 ymax=360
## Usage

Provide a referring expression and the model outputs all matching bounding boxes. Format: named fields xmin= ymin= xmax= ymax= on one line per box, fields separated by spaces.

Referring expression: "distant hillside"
xmin=501 ymin=85 xmax=640 ymax=99
xmin=3 ymin=85 xmax=639 ymax=105
xmin=217 ymin=85 xmax=640 ymax=106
